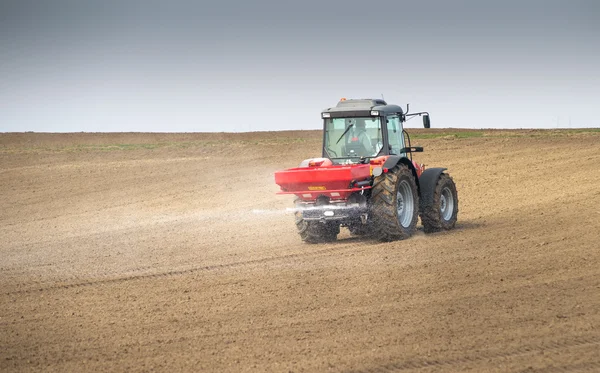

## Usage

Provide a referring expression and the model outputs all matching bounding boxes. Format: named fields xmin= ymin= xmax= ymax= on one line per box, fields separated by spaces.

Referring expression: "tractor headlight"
xmin=322 ymin=113 xmax=331 ymax=118
xmin=370 ymin=111 xmax=379 ymax=116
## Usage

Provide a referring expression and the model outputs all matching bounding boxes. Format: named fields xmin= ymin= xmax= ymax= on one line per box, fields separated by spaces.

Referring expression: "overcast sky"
xmin=1 ymin=0 xmax=598 ymax=132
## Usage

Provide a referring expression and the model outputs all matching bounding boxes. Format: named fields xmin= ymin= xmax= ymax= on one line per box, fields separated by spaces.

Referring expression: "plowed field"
xmin=1 ymin=129 xmax=599 ymax=372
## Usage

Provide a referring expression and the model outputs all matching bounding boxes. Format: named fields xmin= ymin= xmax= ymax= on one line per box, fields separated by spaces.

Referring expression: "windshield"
xmin=324 ymin=117 xmax=383 ymax=162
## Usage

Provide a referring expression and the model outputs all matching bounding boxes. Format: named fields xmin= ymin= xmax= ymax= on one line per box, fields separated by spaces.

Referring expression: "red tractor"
xmin=275 ymin=98 xmax=458 ymax=243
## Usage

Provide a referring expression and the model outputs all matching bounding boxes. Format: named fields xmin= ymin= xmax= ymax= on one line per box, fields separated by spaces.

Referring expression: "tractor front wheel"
xmin=371 ymin=164 xmax=419 ymax=241
xmin=420 ymin=173 xmax=458 ymax=233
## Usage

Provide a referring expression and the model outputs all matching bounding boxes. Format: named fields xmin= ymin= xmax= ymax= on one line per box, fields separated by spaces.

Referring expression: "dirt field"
xmin=1 ymin=129 xmax=599 ymax=372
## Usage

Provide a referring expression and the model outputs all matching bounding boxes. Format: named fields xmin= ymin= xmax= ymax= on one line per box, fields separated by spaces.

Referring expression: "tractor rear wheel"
xmin=294 ymin=199 xmax=339 ymax=243
xmin=420 ymin=173 xmax=458 ymax=233
xmin=295 ymin=215 xmax=339 ymax=243
xmin=371 ymin=164 xmax=419 ymax=241
xmin=348 ymin=222 xmax=370 ymax=236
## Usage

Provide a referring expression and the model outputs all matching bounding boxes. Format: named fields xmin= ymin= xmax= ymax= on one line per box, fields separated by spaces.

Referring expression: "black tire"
xmin=420 ymin=173 xmax=458 ymax=233
xmin=294 ymin=199 xmax=339 ymax=243
xmin=370 ymin=164 xmax=419 ymax=241
xmin=347 ymin=222 xmax=370 ymax=236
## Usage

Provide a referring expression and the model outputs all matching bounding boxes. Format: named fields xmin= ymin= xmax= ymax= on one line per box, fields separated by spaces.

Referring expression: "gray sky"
xmin=1 ymin=0 xmax=599 ymax=132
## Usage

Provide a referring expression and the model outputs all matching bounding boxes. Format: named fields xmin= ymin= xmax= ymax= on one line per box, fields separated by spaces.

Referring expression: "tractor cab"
xmin=321 ymin=99 xmax=430 ymax=164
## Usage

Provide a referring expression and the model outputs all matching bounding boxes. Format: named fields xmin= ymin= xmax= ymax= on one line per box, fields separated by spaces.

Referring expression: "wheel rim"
xmin=440 ymin=186 xmax=454 ymax=221
xmin=397 ymin=180 xmax=414 ymax=228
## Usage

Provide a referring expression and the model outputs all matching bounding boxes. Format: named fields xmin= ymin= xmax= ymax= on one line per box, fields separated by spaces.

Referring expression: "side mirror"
xmin=423 ymin=114 xmax=431 ymax=129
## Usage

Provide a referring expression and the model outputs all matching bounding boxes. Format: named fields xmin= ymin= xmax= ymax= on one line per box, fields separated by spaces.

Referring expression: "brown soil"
xmin=1 ymin=129 xmax=599 ymax=372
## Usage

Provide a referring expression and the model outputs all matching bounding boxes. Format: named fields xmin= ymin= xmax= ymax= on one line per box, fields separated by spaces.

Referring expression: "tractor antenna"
xmin=405 ymin=103 xmax=410 ymax=114
xmin=381 ymin=93 xmax=385 ymax=101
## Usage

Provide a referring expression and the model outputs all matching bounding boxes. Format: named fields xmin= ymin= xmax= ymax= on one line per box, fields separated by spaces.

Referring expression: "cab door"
xmin=386 ymin=115 xmax=405 ymax=156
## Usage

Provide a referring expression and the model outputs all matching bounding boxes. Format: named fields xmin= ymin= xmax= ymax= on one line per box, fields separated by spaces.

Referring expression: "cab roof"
xmin=321 ymin=99 xmax=404 ymax=118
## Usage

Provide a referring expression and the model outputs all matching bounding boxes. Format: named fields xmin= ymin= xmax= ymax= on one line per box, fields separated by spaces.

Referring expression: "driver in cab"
xmin=348 ymin=118 xmax=374 ymax=156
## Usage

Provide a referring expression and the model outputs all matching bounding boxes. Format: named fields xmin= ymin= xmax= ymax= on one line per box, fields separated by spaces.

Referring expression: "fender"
xmin=419 ymin=167 xmax=447 ymax=209
xmin=382 ymin=155 xmax=422 ymax=193
xmin=382 ymin=155 xmax=401 ymax=170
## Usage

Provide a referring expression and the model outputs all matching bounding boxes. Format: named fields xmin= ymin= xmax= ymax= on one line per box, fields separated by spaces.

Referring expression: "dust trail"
xmin=251 ymin=209 xmax=294 ymax=216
